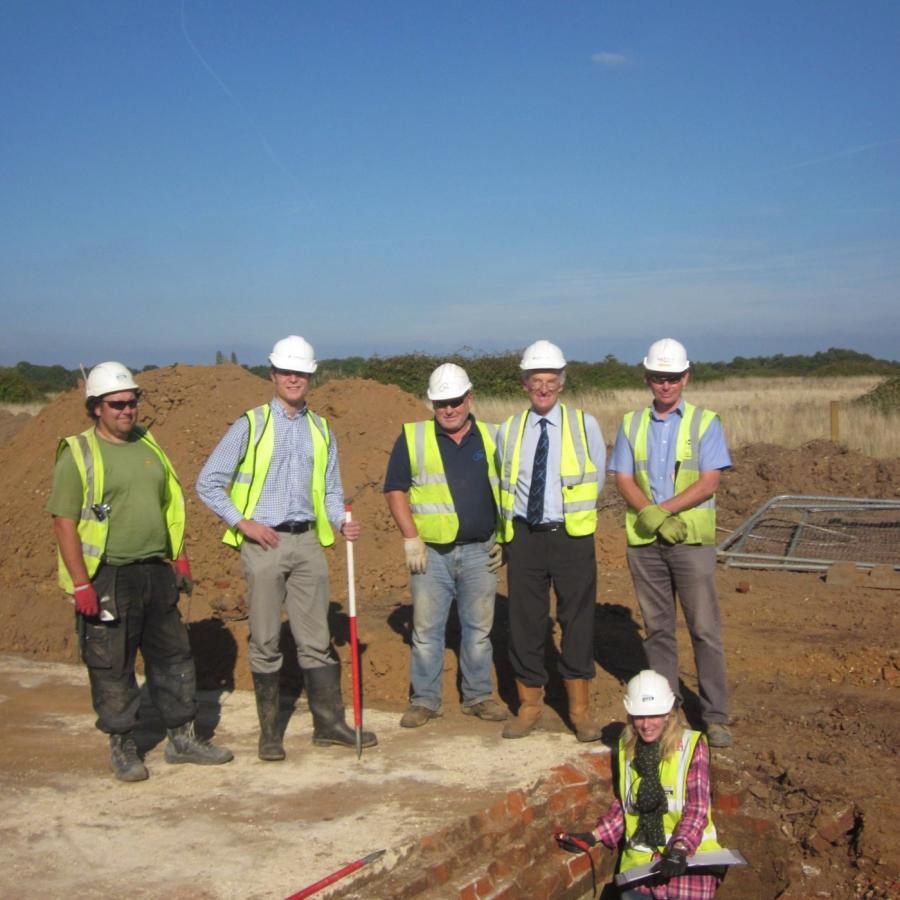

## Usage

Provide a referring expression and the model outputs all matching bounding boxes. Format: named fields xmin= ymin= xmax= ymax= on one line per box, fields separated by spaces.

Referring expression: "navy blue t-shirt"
xmin=383 ymin=416 xmax=497 ymax=545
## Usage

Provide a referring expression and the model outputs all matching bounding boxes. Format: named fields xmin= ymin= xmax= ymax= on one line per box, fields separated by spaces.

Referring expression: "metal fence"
xmin=717 ymin=495 xmax=900 ymax=572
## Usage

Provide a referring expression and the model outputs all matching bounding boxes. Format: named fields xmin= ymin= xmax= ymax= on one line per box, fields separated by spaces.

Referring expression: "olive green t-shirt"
xmin=47 ymin=433 xmax=170 ymax=564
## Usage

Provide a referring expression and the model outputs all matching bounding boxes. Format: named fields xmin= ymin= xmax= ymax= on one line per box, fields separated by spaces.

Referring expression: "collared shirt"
xmin=595 ymin=738 xmax=719 ymax=900
xmin=497 ymin=401 xmax=606 ymax=524
xmin=383 ymin=415 xmax=497 ymax=544
xmin=608 ymin=400 xmax=731 ymax=504
xmin=196 ymin=399 xmax=346 ymax=531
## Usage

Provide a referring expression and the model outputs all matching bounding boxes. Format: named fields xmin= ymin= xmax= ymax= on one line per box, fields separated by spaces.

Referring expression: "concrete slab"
xmin=0 ymin=654 xmax=607 ymax=900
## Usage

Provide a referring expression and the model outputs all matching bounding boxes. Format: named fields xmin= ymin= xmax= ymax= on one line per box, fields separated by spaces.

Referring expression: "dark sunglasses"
xmin=433 ymin=395 xmax=468 ymax=409
xmin=103 ymin=398 xmax=138 ymax=410
xmin=647 ymin=373 xmax=685 ymax=385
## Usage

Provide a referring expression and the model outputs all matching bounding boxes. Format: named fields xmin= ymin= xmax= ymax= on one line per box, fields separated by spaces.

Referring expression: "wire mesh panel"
xmin=717 ymin=495 xmax=900 ymax=572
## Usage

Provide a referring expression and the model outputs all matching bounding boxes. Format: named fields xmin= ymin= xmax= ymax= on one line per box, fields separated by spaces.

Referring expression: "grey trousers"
xmin=626 ymin=543 xmax=729 ymax=725
xmin=240 ymin=530 xmax=334 ymax=673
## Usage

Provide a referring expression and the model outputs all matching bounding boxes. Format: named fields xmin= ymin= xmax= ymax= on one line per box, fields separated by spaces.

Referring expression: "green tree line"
xmin=2 ymin=348 xmax=898 ymax=403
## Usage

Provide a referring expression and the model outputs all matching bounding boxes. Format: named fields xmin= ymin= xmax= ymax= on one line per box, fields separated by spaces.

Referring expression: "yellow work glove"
xmin=635 ymin=504 xmax=671 ymax=536
xmin=486 ymin=542 xmax=504 ymax=574
xmin=403 ymin=536 xmax=428 ymax=574
xmin=657 ymin=515 xmax=688 ymax=544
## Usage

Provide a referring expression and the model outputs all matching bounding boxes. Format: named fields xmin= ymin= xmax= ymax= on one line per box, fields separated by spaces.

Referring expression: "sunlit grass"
xmin=472 ymin=376 xmax=899 ymax=459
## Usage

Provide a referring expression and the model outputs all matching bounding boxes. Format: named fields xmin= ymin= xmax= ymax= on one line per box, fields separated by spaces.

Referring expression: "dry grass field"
xmin=474 ymin=375 xmax=899 ymax=459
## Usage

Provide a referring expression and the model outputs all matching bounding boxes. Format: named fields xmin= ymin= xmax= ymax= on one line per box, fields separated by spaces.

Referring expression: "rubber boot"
xmin=564 ymin=678 xmax=603 ymax=743
xmin=252 ymin=671 xmax=286 ymax=761
xmin=109 ymin=732 xmax=149 ymax=782
xmin=303 ymin=664 xmax=377 ymax=749
xmin=164 ymin=721 xmax=234 ymax=765
xmin=501 ymin=682 xmax=543 ymax=739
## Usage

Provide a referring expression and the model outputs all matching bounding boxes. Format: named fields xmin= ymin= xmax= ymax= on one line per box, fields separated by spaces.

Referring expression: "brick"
xmin=428 ymin=862 xmax=452 ymax=886
xmin=548 ymin=763 xmax=589 ymax=787
xmin=489 ymin=884 xmax=526 ymax=900
xmin=579 ymin=750 xmax=613 ymax=781
xmin=488 ymin=798 xmax=508 ymax=824
xmin=548 ymin=791 xmax=569 ymax=814
xmin=500 ymin=844 xmax=531 ymax=870
xmin=488 ymin=859 xmax=513 ymax=881
xmin=520 ymin=807 xmax=535 ymax=826
xmin=566 ymin=851 xmax=592 ymax=882
xmin=506 ymin=789 xmax=527 ymax=816
xmin=419 ymin=833 xmax=442 ymax=854
xmin=714 ymin=791 xmax=743 ymax=815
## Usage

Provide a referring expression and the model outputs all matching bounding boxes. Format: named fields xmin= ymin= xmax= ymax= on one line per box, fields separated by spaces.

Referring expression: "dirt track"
xmin=0 ymin=366 xmax=898 ymax=897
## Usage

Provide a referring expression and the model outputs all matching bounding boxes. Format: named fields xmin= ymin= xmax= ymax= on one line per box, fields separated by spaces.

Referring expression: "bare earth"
xmin=0 ymin=366 xmax=897 ymax=898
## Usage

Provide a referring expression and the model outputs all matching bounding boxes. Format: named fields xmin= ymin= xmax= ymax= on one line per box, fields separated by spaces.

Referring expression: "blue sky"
xmin=2 ymin=1 xmax=899 ymax=369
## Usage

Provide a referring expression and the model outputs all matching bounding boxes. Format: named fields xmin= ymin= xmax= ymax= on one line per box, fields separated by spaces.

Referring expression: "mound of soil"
xmin=0 ymin=365 xmax=897 ymax=897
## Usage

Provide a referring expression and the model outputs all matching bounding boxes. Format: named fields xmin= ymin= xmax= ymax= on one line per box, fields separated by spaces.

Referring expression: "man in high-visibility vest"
xmin=48 ymin=362 xmax=233 ymax=782
xmin=197 ymin=335 xmax=376 ymax=761
xmin=610 ymin=338 xmax=733 ymax=748
xmin=384 ymin=363 xmax=508 ymax=728
xmin=496 ymin=341 xmax=606 ymax=742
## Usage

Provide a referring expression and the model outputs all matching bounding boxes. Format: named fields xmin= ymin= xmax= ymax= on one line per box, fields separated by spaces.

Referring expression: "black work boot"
xmin=252 ymin=671 xmax=286 ymax=761
xmin=109 ymin=732 xmax=149 ymax=782
xmin=303 ymin=664 xmax=377 ymax=749
xmin=164 ymin=721 xmax=234 ymax=765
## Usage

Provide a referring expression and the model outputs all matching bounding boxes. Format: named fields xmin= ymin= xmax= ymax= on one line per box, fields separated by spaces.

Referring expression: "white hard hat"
xmin=269 ymin=335 xmax=317 ymax=373
xmin=643 ymin=338 xmax=689 ymax=373
xmin=623 ymin=670 xmax=676 ymax=717
xmin=427 ymin=363 xmax=473 ymax=401
xmin=520 ymin=340 xmax=567 ymax=371
xmin=85 ymin=361 xmax=139 ymax=399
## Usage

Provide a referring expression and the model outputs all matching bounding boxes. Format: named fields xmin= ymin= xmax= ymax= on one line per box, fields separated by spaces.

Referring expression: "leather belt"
xmin=514 ymin=517 xmax=563 ymax=533
xmin=273 ymin=520 xmax=313 ymax=534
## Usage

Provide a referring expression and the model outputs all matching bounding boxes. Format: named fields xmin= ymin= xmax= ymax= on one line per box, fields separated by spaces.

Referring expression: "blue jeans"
xmin=409 ymin=540 xmax=498 ymax=711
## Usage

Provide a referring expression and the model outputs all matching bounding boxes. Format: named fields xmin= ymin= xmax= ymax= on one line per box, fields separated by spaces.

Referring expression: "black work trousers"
xmin=78 ymin=561 xmax=197 ymax=735
xmin=505 ymin=519 xmax=598 ymax=686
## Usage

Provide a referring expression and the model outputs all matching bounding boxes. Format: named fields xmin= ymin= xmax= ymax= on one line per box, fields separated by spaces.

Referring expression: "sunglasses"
xmin=433 ymin=395 xmax=468 ymax=409
xmin=103 ymin=399 xmax=138 ymax=410
xmin=647 ymin=373 xmax=685 ymax=385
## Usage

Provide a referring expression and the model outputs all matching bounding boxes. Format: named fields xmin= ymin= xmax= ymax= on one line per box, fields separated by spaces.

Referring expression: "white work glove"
xmin=486 ymin=542 xmax=503 ymax=574
xmin=403 ymin=536 xmax=428 ymax=574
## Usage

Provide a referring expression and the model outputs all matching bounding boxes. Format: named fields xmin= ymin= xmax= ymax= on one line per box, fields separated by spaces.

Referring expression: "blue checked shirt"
xmin=196 ymin=400 xmax=347 ymax=532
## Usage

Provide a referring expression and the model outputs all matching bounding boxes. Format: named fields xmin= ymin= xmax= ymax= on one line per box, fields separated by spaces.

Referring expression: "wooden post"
xmin=830 ymin=400 xmax=840 ymax=443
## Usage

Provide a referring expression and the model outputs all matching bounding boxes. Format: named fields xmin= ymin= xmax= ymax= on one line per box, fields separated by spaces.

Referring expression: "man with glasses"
xmin=197 ymin=335 xmax=376 ymax=760
xmin=384 ymin=363 xmax=507 ymax=728
xmin=496 ymin=341 xmax=606 ymax=742
xmin=48 ymin=362 xmax=232 ymax=782
xmin=609 ymin=338 xmax=733 ymax=748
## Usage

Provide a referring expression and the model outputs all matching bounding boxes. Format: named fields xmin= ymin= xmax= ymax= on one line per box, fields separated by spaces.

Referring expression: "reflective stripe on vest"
xmin=56 ymin=427 xmax=186 ymax=593
xmin=617 ymin=729 xmax=722 ymax=872
xmin=497 ymin=404 xmax=599 ymax=540
xmin=623 ymin=402 xmax=718 ymax=546
xmin=404 ymin=420 xmax=501 ymax=545
xmin=222 ymin=405 xmax=335 ymax=548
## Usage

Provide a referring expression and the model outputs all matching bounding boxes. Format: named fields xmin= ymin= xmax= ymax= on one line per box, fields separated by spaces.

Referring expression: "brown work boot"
xmin=564 ymin=678 xmax=603 ymax=743
xmin=502 ymin=682 xmax=543 ymax=739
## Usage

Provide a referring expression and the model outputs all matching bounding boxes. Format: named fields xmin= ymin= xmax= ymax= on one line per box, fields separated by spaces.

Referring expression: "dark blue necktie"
xmin=527 ymin=418 xmax=549 ymax=526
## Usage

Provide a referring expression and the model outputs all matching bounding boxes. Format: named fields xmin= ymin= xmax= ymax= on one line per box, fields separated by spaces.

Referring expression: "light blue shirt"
xmin=498 ymin=401 xmax=606 ymax=524
xmin=608 ymin=400 xmax=731 ymax=504
xmin=196 ymin=399 xmax=346 ymax=530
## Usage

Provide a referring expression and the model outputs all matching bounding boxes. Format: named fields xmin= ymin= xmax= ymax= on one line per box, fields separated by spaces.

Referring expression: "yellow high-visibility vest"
xmin=497 ymin=404 xmax=599 ymax=540
xmin=622 ymin=402 xmax=719 ymax=546
xmin=617 ymin=729 xmax=722 ymax=872
xmin=404 ymin=419 xmax=501 ymax=544
xmin=222 ymin=404 xmax=334 ymax=548
xmin=55 ymin=427 xmax=185 ymax=592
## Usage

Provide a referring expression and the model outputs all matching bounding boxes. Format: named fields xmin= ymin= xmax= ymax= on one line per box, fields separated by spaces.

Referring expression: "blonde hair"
xmin=621 ymin=710 xmax=684 ymax=762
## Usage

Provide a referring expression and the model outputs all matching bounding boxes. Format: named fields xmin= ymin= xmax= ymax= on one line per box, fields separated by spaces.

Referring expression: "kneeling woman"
xmin=563 ymin=670 xmax=723 ymax=899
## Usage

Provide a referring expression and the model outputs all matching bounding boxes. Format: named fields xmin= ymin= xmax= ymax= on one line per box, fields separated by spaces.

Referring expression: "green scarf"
xmin=631 ymin=738 xmax=667 ymax=848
